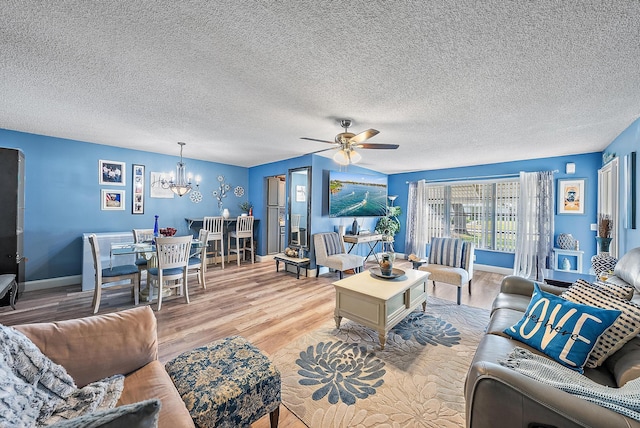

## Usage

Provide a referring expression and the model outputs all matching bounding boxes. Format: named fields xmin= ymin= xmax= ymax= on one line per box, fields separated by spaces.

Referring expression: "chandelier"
xmin=165 ymin=142 xmax=193 ymax=197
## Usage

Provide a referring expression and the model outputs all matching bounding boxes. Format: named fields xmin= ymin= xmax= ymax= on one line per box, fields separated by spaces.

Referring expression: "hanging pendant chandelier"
xmin=168 ymin=142 xmax=192 ymax=197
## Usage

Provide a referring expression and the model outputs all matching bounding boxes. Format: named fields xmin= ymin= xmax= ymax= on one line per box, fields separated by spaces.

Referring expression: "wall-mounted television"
xmin=329 ymin=171 xmax=388 ymax=217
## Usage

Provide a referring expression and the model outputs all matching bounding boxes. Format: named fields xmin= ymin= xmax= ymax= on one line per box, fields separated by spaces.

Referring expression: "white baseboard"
xmin=474 ymin=264 xmax=513 ymax=275
xmin=24 ymin=275 xmax=82 ymax=292
xmin=20 ymin=262 xmax=511 ymax=292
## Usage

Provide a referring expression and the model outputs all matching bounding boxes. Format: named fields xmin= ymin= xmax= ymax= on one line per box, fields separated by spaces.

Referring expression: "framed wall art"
xmin=150 ymin=171 xmax=174 ymax=198
xmin=101 ymin=189 xmax=125 ymax=211
xmin=296 ymin=185 xmax=306 ymax=202
xmin=558 ymin=178 xmax=585 ymax=215
xmin=99 ymin=159 xmax=126 ymax=186
xmin=132 ymin=164 xmax=145 ymax=214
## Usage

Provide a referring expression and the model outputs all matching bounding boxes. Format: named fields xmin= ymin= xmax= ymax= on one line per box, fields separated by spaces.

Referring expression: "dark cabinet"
xmin=0 ymin=148 xmax=25 ymax=306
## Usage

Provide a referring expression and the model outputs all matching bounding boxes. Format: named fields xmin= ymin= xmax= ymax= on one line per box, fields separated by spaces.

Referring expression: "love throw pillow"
xmin=504 ymin=283 xmax=621 ymax=373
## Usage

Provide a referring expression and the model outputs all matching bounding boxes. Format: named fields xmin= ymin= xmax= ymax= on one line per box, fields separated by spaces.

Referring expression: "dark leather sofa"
xmin=465 ymin=247 xmax=640 ymax=428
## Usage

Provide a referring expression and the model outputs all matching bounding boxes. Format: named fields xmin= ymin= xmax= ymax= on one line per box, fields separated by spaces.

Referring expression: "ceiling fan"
xmin=301 ymin=119 xmax=399 ymax=165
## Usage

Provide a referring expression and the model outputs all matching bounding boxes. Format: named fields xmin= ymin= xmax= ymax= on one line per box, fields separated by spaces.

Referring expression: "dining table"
xmin=110 ymin=238 xmax=204 ymax=300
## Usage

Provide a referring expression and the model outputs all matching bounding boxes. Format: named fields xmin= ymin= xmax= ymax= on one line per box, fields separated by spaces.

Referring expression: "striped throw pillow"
xmin=561 ymin=280 xmax=640 ymax=368
xmin=428 ymin=238 xmax=464 ymax=268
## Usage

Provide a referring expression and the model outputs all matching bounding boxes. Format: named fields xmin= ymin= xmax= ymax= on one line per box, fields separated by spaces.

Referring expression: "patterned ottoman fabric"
xmin=165 ymin=336 xmax=281 ymax=428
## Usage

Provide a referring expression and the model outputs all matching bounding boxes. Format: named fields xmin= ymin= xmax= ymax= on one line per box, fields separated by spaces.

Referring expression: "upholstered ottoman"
xmin=165 ymin=336 xmax=281 ymax=428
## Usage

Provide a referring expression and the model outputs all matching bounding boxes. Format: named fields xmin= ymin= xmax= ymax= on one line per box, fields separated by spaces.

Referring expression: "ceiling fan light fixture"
xmin=333 ymin=148 xmax=361 ymax=165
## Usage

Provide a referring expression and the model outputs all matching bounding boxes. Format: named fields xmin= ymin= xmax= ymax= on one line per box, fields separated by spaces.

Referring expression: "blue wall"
xmin=1 ymin=129 xmax=248 ymax=281
xmin=604 ymin=117 xmax=640 ymax=253
xmin=4 ymin=120 xmax=635 ymax=283
xmin=247 ymin=155 xmax=384 ymax=265
xmin=389 ymin=153 xmax=602 ymax=270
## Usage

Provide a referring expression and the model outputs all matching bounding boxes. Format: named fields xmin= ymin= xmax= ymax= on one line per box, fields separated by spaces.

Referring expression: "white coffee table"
xmin=333 ymin=268 xmax=430 ymax=349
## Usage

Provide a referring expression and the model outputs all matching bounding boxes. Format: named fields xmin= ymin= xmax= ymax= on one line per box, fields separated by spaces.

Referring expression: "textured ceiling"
xmin=1 ymin=1 xmax=639 ymax=174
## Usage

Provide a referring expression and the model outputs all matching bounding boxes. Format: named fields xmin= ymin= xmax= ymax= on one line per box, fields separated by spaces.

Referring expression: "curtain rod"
xmin=405 ymin=169 xmax=559 ymax=184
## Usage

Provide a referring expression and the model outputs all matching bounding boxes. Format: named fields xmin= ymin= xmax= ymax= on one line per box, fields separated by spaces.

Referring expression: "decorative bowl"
xmin=557 ymin=233 xmax=575 ymax=250
xmin=369 ymin=267 xmax=405 ymax=279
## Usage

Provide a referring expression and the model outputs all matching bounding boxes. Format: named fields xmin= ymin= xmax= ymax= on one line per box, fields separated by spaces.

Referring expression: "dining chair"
xmin=188 ymin=229 xmax=209 ymax=289
xmin=228 ymin=216 xmax=255 ymax=266
xmin=291 ymin=214 xmax=301 ymax=245
xmin=147 ymin=235 xmax=192 ymax=311
xmin=203 ymin=216 xmax=224 ymax=269
xmin=88 ymin=234 xmax=139 ymax=314
xmin=132 ymin=228 xmax=155 ymax=288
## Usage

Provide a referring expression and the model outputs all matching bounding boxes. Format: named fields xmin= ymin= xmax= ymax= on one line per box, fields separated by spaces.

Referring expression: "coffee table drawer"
xmin=409 ymin=281 xmax=427 ymax=307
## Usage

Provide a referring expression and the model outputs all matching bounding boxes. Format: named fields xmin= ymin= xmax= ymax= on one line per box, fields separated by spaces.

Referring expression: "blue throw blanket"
xmin=500 ymin=347 xmax=640 ymax=421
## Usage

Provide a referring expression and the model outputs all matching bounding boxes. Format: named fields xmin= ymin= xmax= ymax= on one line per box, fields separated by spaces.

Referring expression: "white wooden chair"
xmin=132 ymin=228 xmax=155 ymax=288
xmin=147 ymin=235 xmax=192 ymax=311
xmin=291 ymin=214 xmax=301 ymax=245
xmin=228 ymin=216 xmax=255 ymax=266
xmin=188 ymin=229 xmax=209 ymax=289
xmin=203 ymin=216 xmax=224 ymax=269
xmin=88 ymin=234 xmax=139 ymax=314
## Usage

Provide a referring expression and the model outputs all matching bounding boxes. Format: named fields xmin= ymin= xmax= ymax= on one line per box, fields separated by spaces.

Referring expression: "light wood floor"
xmin=0 ymin=259 xmax=506 ymax=428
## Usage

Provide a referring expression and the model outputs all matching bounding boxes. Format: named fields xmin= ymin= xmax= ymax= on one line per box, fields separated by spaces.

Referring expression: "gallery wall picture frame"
xmin=558 ymin=178 xmax=586 ymax=215
xmin=99 ymin=159 xmax=126 ymax=186
xmin=150 ymin=171 xmax=174 ymax=198
xmin=101 ymin=189 xmax=125 ymax=211
xmin=132 ymin=164 xmax=145 ymax=214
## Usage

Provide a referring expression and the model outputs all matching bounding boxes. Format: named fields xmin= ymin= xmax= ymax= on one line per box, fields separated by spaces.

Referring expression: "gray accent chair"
xmin=314 ymin=232 xmax=364 ymax=279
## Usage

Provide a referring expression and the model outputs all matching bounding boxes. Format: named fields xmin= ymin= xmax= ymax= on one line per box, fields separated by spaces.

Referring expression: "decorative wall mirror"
xmin=288 ymin=166 xmax=311 ymax=251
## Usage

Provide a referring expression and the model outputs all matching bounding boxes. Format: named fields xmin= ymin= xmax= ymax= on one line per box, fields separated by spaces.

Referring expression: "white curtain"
xmin=513 ymin=171 xmax=555 ymax=280
xmin=405 ymin=180 xmax=429 ymax=258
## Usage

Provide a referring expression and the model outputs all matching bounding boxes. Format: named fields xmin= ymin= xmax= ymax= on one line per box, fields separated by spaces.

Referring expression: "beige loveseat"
xmin=14 ymin=306 xmax=195 ymax=428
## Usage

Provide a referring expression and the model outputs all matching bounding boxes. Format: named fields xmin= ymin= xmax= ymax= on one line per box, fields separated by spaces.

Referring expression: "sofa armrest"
xmin=500 ymin=275 xmax=565 ymax=296
xmin=14 ymin=306 xmax=158 ymax=387
xmin=466 ymin=360 xmax=640 ymax=428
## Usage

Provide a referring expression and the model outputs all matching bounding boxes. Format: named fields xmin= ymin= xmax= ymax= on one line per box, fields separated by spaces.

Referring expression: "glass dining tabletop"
xmin=109 ymin=239 xmax=204 ymax=268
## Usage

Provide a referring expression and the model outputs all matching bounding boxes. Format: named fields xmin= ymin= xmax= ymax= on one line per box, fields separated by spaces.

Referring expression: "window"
xmin=425 ymin=179 xmax=520 ymax=252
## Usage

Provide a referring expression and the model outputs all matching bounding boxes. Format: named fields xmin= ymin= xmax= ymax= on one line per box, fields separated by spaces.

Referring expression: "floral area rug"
xmin=270 ymin=296 xmax=490 ymax=427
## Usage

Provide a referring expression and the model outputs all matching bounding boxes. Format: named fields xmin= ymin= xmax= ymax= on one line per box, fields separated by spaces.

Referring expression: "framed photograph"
xmin=101 ymin=189 xmax=125 ymax=211
xmin=558 ymin=178 xmax=585 ymax=215
xmin=132 ymin=164 xmax=145 ymax=214
xmin=150 ymin=171 xmax=174 ymax=198
xmin=99 ymin=160 xmax=126 ymax=186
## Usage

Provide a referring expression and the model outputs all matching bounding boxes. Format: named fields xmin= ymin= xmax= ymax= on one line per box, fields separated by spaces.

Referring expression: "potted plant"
xmin=375 ymin=206 xmax=401 ymax=238
xmin=239 ymin=201 xmax=253 ymax=216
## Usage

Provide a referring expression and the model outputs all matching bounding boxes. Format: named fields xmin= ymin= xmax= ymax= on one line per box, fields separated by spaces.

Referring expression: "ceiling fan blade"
xmin=300 ymin=137 xmax=335 ymax=144
xmin=348 ymin=128 xmax=379 ymax=144
xmin=307 ymin=147 xmax=336 ymax=154
xmin=356 ymin=143 xmax=400 ymax=150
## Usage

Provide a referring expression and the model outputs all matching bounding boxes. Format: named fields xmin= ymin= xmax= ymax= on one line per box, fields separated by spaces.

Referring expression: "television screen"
xmin=329 ymin=171 xmax=388 ymax=217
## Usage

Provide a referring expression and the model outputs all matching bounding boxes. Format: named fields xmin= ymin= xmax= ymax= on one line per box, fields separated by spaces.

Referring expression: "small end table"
xmin=410 ymin=259 xmax=427 ymax=270
xmin=274 ymin=254 xmax=310 ymax=279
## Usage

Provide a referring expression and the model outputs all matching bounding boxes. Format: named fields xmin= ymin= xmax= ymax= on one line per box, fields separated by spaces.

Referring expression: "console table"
xmin=343 ymin=233 xmax=383 ymax=263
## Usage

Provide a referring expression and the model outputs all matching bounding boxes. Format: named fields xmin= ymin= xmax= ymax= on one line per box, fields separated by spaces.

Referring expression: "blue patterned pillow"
xmin=504 ymin=283 xmax=622 ymax=373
